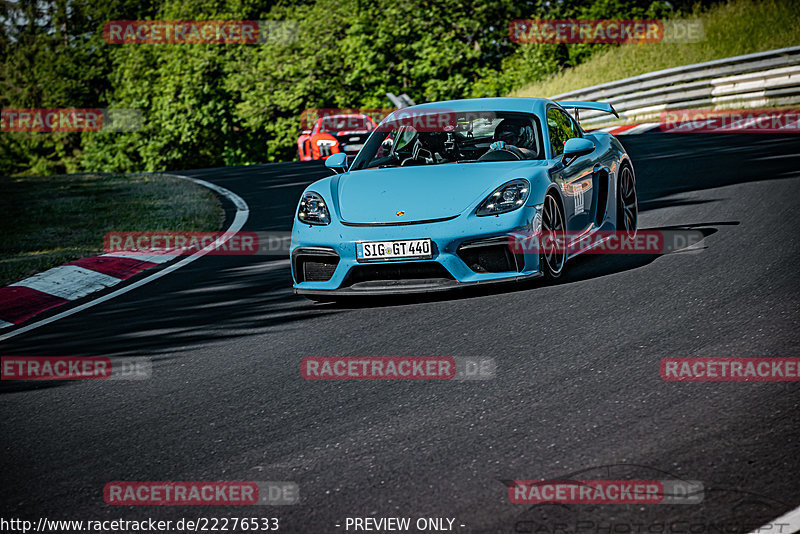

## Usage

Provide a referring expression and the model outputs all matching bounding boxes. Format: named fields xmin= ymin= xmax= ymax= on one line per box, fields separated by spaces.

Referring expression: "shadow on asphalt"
xmin=0 ymin=257 xmax=329 ymax=393
xmin=1 ymin=133 xmax=798 ymax=392
xmin=317 ymin=222 xmax=733 ymax=309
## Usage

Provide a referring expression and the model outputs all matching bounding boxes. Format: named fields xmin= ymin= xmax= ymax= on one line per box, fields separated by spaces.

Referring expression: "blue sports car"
xmin=290 ymin=97 xmax=638 ymax=299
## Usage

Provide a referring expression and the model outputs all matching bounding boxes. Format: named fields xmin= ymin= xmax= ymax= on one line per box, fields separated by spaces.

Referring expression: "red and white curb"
xmin=591 ymin=123 xmax=661 ymax=135
xmin=0 ymin=176 xmax=249 ymax=341
xmin=0 ymin=257 xmax=169 ymax=326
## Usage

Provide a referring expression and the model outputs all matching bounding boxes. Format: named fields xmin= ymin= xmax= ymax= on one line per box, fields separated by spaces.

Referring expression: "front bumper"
xmin=291 ymin=207 xmax=543 ymax=296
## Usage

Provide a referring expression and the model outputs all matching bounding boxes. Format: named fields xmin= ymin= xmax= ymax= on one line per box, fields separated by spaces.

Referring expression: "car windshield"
xmin=319 ymin=115 xmax=373 ymax=132
xmin=350 ymin=110 xmax=543 ymax=170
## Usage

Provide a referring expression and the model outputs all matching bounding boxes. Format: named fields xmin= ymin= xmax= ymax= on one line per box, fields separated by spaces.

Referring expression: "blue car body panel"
xmin=290 ymin=97 xmax=634 ymax=296
xmin=556 ymin=100 xmax=619 ymax=118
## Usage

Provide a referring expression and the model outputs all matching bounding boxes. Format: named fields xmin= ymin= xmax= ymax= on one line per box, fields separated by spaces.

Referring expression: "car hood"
xmin=336 ymin=161 xmax=547 ymax=223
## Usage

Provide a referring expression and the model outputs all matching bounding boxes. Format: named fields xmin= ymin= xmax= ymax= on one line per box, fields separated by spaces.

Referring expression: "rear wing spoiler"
xmin=556 ymin=100 xmax=619 ymax=118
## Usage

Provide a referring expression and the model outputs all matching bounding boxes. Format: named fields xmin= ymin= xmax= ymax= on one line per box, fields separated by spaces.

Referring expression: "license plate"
xmin=356 ymin=239 xmax=432 ymax=261
xmin=343 ymin=144 xmax=364 ymax=152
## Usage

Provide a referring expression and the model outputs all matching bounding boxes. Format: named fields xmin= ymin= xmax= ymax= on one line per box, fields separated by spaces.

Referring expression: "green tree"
xmin=2 ymin=0 xmax=721 ymax=174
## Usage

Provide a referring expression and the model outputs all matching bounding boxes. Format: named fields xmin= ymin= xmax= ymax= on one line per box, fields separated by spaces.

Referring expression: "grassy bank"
xmin=0 ymin=173 xmax=224 ymax=286
xmin=515 ymin=0 xmax=800 ymax=98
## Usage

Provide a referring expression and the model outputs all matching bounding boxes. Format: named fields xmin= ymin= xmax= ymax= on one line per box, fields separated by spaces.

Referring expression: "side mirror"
xmin=561 ymin=138 xmax=595 ymax=166
xmin=324 ymin=152 xmax=348 ymax=172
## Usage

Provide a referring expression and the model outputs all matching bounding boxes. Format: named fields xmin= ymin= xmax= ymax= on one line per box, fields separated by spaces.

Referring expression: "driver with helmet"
xmin=487 ymin=118 xmax=537 ymax=159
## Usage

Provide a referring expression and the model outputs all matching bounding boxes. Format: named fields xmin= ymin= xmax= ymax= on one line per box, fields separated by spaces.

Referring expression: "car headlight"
xmin=298 ymin=192 xmax=331 ymax=225
xmin=476 ymin=179 xmax=530 ymax=216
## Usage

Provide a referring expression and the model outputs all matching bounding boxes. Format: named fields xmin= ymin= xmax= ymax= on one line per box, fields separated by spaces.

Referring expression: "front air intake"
xmin=457 ymin=237 xmax=523 ymax=273
xmin=293 ymin=247 xmax=340 ymax=283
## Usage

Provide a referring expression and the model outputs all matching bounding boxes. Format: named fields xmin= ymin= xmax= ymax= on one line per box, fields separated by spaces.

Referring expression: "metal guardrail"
xmin=551 ymin=46 xmax=800 ymax=127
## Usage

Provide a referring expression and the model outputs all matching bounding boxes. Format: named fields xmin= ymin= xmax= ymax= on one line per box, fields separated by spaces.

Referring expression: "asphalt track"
xmin=1 ymin=133 xmax=799 ymax=533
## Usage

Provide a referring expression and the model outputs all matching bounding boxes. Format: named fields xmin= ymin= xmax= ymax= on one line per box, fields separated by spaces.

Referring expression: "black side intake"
xmin=457 ymin=237 xmax=523 ymax=273
xmin=293 ymin=247 xmax=340 ymax=283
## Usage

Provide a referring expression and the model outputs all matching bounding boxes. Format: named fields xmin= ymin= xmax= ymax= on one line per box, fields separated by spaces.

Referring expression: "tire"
xmin=540 ymin=192 xmax=566 ymax=280
xmin=617 ymin=163 xmax=638 ymax=240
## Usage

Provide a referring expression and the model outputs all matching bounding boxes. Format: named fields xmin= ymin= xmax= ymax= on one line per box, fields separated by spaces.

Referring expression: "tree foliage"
xmin=1 ymin=0 xmax=710 ymax=174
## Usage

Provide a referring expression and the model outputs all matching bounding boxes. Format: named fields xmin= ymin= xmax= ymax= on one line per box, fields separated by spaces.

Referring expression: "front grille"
xmin=302 ymin=261 xmax=338 ymax=282
xmin=293 ymin=248 xmax=340 ymax=283
xmin=342 ymin=262 xmax=453 ymax=287
xmin=458 ymin=239 xmax=522 ymax=273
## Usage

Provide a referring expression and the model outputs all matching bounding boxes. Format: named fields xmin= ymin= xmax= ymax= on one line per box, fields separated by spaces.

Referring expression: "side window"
xmin=547 ymin=108 xmax=580 ymax=157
